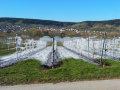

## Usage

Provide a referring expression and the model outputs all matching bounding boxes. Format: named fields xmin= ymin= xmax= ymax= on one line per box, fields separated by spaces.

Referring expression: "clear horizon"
xmin=0 ymin=0 xmax=120 ymax=22
xmin=0 ymin=17 xmax=120 ymax=23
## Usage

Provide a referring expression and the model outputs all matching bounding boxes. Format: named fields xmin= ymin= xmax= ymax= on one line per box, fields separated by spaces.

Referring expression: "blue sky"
xmin=0 ymin=0 xmax=120 ymax=22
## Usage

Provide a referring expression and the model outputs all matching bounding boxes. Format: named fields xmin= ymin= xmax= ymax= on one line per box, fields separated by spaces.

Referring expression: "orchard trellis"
xmin=0 ymin=35 xmax=47 ymax=67
xmin=1 ymin=33 xmax=120 ymax=68
xmin=63 ymin=32 xmax=120 ymax=65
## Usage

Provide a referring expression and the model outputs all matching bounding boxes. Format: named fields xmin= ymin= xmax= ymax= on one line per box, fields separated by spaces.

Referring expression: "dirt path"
xmin=1 ymin=79 xmax=120 ymax=90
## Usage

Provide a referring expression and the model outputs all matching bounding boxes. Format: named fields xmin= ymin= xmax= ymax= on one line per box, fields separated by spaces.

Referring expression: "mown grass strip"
xmin=0 ymin=58 xmax=120 ymax=85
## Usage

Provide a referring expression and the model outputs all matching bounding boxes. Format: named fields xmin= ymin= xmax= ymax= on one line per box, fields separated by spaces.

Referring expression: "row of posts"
xmin=87 ymin=32 xmax=116 ymax=65
xmin=10 ymin=33 xmax=117 ymax=66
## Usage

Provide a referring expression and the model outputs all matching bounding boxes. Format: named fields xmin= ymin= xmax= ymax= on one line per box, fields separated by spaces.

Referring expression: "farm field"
xmin=1 ymin=35 xmax=120 ymax=85
xmin=1 ymin=0 xmax=120 ymax=89
xmin=0 ymin=37 xmax=16 ymax=56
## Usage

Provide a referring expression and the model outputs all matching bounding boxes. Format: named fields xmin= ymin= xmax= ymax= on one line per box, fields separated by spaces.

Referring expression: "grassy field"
xmin=57 ymin=42 xmax=63 ymax=46
xmin=0 ymin=43 xmax=16 ymax=56
xmin=0 ymin=49 xmax=16 ymax=56
xmin=0 ymin=58 xmax=120 ymax=85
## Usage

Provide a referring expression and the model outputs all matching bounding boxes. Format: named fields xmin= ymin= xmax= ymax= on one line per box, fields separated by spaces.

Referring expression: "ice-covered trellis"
xmin=15 ymin=35 xmax=23 ymax=60
xmin=1 ymin=35 xmax=120 ymax=68
xmin=63 ymin=36 xmax=120 ymax=62
xmin=105 ymin=37 xmax=120 ymax=60
xmin=63 ymin=37 xmax=100 ymax=59
xmin=3 ymin=37 xmax=16 ymax=51
xmin=0 ymin=36 xmax=47 ymax=68
xmin=62 ymin=37 xmax=99 ymax=65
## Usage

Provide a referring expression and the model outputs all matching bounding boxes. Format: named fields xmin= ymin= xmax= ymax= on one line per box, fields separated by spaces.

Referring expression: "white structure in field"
xmin=63 ymin=37 xmax=120 ymax=60
xmin=1 ymin=36 xmax=120 ymax=68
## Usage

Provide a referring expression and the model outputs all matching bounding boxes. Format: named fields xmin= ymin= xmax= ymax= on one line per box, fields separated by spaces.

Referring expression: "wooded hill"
xmin=1 ymin=17 xmax=120 ymax=31
xmin=0 ymin=17 xmax=76 ymax=27
xmin=71 ymin=19 xmax=120 ymax=31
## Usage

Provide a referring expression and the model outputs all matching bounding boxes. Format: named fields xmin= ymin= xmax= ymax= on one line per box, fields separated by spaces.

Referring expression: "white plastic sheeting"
xmin=0 ymin=39 xmax=47 ymax=67
xmin=1 ymin=36 xmax=120 ymax=68
xmin=63 ymin=37 xmax=120 ymax=60
xmin=30 ymin=47 xmax=52 ymax=64
xmin=63 ymin=38 xmax=101 ymax=59
xmin=57 ymin=46 xmax=80 ymax=59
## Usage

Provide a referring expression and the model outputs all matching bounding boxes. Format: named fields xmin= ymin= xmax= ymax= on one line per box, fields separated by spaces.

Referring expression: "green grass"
xmin=57 ymin=42 xmax=63 ymax=46
xmin=1 ymin=58 xmax=120 ymax=85
xmin=0 ymin=49 xmax=16 ymax=56
xmin=0 ymin=43 xmax=16 ymax=56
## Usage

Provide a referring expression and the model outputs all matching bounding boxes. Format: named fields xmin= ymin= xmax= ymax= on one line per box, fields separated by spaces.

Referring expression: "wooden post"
xmin=16 ymin=34 xmax=18 ymax=61
xmin=52 ymin=37 xmax=55 ymax=68
xmin=87 ymin=31 xmax=90 ymax=58
xmin=100 ymin=32 xmax=107 ymax=66
xmin=113 ymin=36 xmax=115 ymax=59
